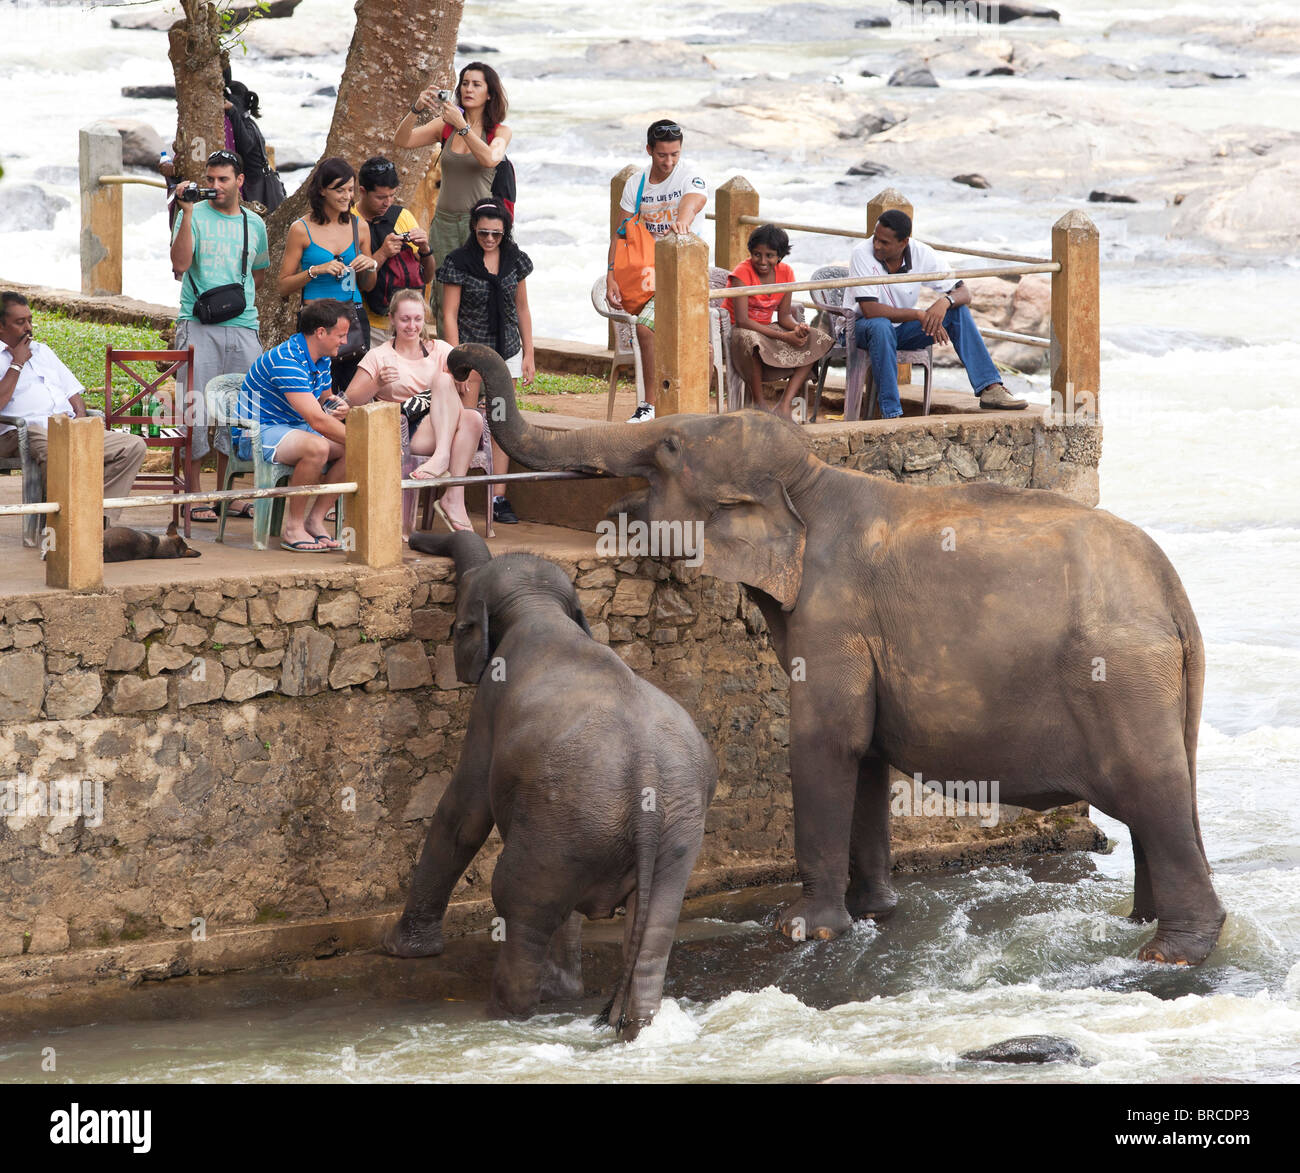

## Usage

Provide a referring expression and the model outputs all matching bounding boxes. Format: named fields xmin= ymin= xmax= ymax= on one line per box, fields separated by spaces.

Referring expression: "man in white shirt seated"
xmin=605 ymin=118 xmax=709 ymax=423
xmin=0 ymin=292 xmax=147 ymax=519
xmin=849 ymin=209 xmax=1026 ymax=419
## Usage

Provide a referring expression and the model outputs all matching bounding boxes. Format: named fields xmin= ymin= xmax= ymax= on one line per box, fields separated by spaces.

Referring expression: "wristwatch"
xmin=944 ymin=293 xmax=955 ymax=307
xmin=418 ymin=249 xmax=432 ymax=258
xmin=456 ymin=125 xmax=470 ymax=136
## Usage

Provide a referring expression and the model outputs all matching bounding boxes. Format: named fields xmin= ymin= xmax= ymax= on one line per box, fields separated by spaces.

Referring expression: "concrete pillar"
xmin=715 ymin=175 xmax=759 ymax=271
xmin=867 ymin=188 xmax=916 ymax=390
xmin=345 ymin=402 xmax=402 ymax=569
xmin=654 ymin=233 xmax=711 ymax=416
xmin=608 ymin=164 xmax=640 ymax=350
xmin=1050 ymin=210 xmax=1100 ymax=421
xmin=46 ymin=415 xmax=104 ymax=590
xmin=79 ymin=123 xmax=123 ymax=297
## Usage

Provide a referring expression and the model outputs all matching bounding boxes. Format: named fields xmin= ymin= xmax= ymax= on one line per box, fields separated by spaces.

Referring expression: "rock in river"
xmin=961 ymin=1035 xmax=1087 ymax=1065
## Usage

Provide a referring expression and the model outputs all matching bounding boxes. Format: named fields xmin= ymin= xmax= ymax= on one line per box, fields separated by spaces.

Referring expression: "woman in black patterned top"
xmin=437 ymin=198 xmax=534 ymax=523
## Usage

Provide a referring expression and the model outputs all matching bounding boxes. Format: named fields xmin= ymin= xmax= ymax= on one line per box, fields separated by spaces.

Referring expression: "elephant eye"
xmin=662 ymin=435 xmax=680 ymax=454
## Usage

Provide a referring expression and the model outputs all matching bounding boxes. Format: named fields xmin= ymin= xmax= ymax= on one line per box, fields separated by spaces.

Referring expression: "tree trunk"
xmin=167 ymin=1 xmax=227 ymax=186
xmin=255 ymin=0 xmax=464 ymax=347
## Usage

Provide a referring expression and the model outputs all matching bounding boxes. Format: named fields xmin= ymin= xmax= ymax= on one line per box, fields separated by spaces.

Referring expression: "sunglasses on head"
xmin=650 ymin=123 xmax=683 ymax=141
xmin=207 ymin=149 xmax=239 ymax=167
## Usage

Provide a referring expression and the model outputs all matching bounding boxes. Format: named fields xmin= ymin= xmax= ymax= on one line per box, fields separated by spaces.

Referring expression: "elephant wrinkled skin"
xmin=452 ymin=342 xmax=1227 ymax=968
xmin=386 ymin=529 xmax=717 ymax=1039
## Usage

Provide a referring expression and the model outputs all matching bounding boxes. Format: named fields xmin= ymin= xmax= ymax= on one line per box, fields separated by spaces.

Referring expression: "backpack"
xmin=363 ymin=204 xmax=424 ymax=317
xmin=440 ymin=124 xmax=516 ymax=217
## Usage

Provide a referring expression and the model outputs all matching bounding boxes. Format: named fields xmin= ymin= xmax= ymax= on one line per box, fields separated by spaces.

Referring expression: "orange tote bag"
xmin=612 ymin=173 xmax=656 ymax=315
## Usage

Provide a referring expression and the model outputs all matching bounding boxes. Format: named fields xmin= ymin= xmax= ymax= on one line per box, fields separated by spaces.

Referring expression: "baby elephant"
xmin=387 ymin=531 xmax=716 ymax=1040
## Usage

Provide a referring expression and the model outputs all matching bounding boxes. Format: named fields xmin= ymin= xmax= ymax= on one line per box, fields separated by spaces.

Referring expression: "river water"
xmin=1 ymin=0 xmax=1298 ymax=1083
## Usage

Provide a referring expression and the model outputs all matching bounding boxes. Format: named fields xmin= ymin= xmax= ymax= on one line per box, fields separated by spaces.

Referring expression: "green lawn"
xmin=32 ymin=310 xmax=168 ymax=412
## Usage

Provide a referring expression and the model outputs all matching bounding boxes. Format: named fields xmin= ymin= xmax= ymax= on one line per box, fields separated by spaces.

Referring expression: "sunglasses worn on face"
xmin=476 ymin=229 xmax=503 ymax=239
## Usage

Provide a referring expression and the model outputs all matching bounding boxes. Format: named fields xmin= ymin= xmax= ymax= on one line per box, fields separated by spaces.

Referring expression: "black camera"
xmin=396 ymin=232 xmax=413 ymax=242
xmin=180 ymin=186 xmax=218 ymax=203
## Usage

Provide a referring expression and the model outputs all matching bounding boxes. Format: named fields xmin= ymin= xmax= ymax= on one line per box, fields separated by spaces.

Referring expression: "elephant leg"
xmin=608 ymin=847 xmax=697 ymax=1041
xmin=539 ymin=912 xmax=584 ymax=1002
xmin=1128 ymin=833 xmax=1156 ymax=924
xmin=383 ymin=752 xmax=494 ymax=958
xmin=846 ymin=755 xmax=899 ymax=921
xmin=776 ymin=728 xmax=858 ymax=942
xmin=1103 ymin=774 xmax=1225 ymax=966
xmin=488 ymin=915 xmax=566 ymax=1020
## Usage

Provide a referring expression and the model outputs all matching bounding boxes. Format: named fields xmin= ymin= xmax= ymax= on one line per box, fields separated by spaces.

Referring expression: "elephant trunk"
xmin=446 ymin=343 xmax=655 ymax=477
xmin=408 ymin=530 xmax=492 ymax=579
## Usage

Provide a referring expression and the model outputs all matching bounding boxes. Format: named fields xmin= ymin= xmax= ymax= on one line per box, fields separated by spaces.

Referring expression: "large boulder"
xmin=0 ymin=184 xmax=70 ymax=232
xmin=112 ymin=0 xmax=300 ymax=31
xmin=102 ymin=119 xmax=166 ymax=169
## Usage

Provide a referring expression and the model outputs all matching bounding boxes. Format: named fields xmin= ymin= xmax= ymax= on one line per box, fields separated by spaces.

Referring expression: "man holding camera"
xmin=170 ymin=148 xmax=270 ymax=521
xmin=353 ymin=156 xmax=435 ymax=347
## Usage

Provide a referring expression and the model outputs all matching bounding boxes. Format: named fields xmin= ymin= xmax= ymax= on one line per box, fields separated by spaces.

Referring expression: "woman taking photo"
xmin=437 ymin=197 xmax=534 ymax=526
xmin=345 ymin=289 xmax=483 ymax=535
xmin=279 ymin=156 xmax=379 ymax=390
xmin=394 ymin=61 xmax=511 ymax=327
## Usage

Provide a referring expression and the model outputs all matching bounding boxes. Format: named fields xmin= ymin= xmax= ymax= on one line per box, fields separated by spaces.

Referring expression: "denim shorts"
xmin=235 ymin=421 xmax=315 ymax=465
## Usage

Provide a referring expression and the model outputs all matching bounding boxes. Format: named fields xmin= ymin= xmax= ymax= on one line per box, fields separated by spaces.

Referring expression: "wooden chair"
xmin=104 ymin=347 xmax=196 ymax=536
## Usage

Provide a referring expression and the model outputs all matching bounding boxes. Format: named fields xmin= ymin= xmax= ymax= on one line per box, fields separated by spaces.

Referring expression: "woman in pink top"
xmin=728 ymin=224 xmax=831 ymax=420
xmin=345 ymin=289 xmax=483 ymax=533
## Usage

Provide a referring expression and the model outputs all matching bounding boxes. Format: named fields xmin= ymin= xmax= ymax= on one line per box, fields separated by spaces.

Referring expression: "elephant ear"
xmin=454 ymin=597 xmax=492 ymax=684
xmin=701 ymin=479 xmax=805 ymax=610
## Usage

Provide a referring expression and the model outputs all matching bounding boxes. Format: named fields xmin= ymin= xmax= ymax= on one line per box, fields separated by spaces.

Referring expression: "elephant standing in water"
xmin=385 ymin=530 xmax=717 ymax=1040
xmin=450 ymin=342 xmax=1226 ymax=967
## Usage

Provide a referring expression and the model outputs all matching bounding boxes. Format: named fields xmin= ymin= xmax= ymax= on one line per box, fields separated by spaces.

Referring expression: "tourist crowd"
xmin=0 ymin=59 xmax=1028 ymax=553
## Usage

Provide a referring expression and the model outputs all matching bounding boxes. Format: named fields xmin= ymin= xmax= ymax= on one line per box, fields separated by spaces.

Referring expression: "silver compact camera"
xmin=437 ymin=89 xmax=453 ymax=103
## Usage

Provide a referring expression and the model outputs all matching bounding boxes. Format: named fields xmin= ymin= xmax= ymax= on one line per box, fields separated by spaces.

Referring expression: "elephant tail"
xmin=1177 ymin=609 xmax=1209 ymax=868
xmin=608 ymin=782 xmax=662 ymax=1036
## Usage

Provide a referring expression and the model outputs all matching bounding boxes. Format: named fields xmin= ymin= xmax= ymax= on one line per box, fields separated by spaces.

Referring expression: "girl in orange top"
xmin=728 ymin=224 xmax=832 ymax=420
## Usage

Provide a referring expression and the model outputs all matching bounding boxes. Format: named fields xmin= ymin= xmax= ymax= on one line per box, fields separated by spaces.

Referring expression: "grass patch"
xmin=528 ymin=372 xmax=610 ymax=396
xmin=520 ymin=402 xmax=554 ymax=413
xmin=254 ymin=905 xmax=288 ymax=924
xmin=31 ymin=309 xmax=168 ymax=412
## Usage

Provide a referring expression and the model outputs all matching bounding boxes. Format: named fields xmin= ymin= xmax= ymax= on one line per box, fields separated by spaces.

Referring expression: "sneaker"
xmin=492 ymin=496 xmax=519 ymax=525
xmin=627 ymin=402 xmax=656 ymax=423
xmin=978 ymin=384 xmax=1028 ymax=411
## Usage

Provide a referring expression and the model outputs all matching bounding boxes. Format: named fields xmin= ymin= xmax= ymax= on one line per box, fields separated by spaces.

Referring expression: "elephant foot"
xmin=777 ymin=896 xmax=852 ymax=942
xmin=382 ymin=913 xmax=445 ymax=958
xmin=1137 ymin=914 xmax=1226 ymax=967
xmin=846 ymin=880 xmax=898 ymax=922
xmin=618 ymin=1016 xmax=653 ymax=1043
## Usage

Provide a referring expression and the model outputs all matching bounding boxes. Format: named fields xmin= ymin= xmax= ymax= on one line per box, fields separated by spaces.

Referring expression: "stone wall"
xmin=0 ymin=550 xmax=1102 ymax=977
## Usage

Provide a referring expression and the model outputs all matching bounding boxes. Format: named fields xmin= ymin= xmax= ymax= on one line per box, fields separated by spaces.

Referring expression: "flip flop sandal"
xmin=308 ymin=533 xmax=342 ymax=550
xmin=433 ymin=502 xmax=474 ymax=534
xmin=189 ymin=506 xmax=219 ymax=523
xmin=228 ymin=503 xmax=256 ymax=519
xmin=280 ymin=538 xmax=330 ymax=553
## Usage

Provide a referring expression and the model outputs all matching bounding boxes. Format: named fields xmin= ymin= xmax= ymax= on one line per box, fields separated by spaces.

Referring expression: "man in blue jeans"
xmin=850 ymin=209 xmax=1026 ymax=418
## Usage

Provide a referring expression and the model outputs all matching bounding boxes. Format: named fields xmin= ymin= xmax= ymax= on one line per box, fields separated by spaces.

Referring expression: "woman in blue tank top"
xmin=279 ymin=156 xmax=379 ymax=389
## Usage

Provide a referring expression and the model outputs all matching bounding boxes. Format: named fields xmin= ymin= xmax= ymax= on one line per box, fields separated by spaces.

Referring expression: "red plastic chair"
xmin=104 ymin=347 xmax=197 ymax=536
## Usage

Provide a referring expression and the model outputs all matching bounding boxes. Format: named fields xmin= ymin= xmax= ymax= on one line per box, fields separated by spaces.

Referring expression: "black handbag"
xmin=187 ymin=209 xmax=249 ymax=325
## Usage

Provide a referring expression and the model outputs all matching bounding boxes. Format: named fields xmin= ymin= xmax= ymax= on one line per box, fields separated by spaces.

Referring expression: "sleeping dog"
xmin=103 ymin=521 xmax=200 ymax=563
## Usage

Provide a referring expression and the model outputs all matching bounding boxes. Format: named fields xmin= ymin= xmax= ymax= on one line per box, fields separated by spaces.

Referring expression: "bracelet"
xmin=307 ymin=265 xmax=316 ymax=281
xmin=409 ymin=103 xmax=422 ymax=115
xmin=418 ymin=249 xmax=432 ymax=258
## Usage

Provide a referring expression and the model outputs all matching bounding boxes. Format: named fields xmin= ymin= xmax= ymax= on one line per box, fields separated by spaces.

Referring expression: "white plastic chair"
xmin=590 ymin=277 xmax=645 ymax=421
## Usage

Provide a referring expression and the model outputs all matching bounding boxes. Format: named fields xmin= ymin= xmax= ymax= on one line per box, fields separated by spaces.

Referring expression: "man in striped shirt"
xmin=236 ymin=299 xmax=352 ymax=552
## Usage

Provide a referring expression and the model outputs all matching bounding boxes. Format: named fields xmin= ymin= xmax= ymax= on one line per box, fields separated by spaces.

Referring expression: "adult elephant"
xmin=449 ymin=343 xmax=1226 ymax=967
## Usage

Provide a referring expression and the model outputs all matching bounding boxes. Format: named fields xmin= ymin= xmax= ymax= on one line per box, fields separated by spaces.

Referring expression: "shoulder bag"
xmin=611 ymin=173 xmax=655 ymax=315
xmin=187 ymin=209 xmax=249 ymax=325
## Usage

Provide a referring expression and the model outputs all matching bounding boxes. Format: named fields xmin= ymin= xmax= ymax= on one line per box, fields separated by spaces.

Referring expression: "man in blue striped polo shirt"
xmin=236 ymin=299 xmax=352 ymax=552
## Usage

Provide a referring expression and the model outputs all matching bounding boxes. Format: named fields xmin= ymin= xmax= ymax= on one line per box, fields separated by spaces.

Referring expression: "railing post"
xmin=653 ymin=234 xmax=711 ymax=416
xmin=608 ymin=164 xmax=639 ymax=352
xmin=79 ymin=123 xmax=123 ymax=297
xmin=1051 ymin=210 xmax=1100 ymax=421
xmin=715 ymin=175 xmax=759 ymax=271
xmin=867 ymin=188 xmax=916 ymax=389
xmin=345 ymin=402 xmax=402 ymax=569
xmin=46 ymin=415 xmax=104 ymax=590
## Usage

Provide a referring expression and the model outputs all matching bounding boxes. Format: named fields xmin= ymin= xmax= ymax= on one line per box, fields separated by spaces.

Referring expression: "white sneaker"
xmin=627 ymin=402 xmax=655 ymax=423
